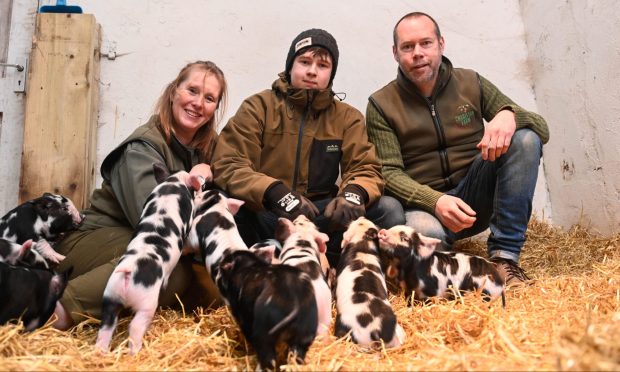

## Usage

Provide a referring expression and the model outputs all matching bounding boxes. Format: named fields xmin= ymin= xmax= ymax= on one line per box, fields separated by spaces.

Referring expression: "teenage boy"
xmin=213 ymin=28 xmax=404 ymax=265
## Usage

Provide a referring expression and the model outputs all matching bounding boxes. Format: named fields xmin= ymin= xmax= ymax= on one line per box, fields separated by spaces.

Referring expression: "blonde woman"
xmin=53 ymin=61 xmax=228 ymax=329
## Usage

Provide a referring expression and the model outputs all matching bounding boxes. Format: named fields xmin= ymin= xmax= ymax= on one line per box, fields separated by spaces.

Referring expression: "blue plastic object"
xmin=39 ymin=0 xmax=83 ymax=14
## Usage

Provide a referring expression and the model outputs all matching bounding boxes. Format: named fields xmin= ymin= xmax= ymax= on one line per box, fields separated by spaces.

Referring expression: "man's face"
xmin=393 ymin=16 xmax=445 ymax=95
xmin=289 ymin=49 xmax=333 ymax=90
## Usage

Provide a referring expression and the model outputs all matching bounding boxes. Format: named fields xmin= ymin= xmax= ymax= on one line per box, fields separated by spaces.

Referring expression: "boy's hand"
xmin=264 ymin=182 xmax=318 ymax=220
xmin=324 ymin=185 xmax=367 ymax=232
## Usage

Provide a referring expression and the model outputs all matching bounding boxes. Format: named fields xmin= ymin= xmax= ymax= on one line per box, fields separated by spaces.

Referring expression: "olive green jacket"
xmin=81 ymin=115 xmax=207 ymax=229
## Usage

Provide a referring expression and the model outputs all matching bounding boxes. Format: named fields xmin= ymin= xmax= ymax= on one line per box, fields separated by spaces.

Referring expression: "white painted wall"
xmin=1 ymin=0 xmax=552 ymax=221
xmin=0 ymin=1 xmax=38 ymax=214
xmin=521 ymin=0 xmax=620 ymax=234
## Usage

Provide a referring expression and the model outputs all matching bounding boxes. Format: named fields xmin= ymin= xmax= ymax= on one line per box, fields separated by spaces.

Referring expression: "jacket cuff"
xmin=410 ymin=188 xmax=443 ymax=215
xmin=341 ymin=184 xmax=368 ymax=206
xmin=263 ymin=181 xmax=288 ymax=207
xmin=498 ymin=104 xmax=527 ymax=130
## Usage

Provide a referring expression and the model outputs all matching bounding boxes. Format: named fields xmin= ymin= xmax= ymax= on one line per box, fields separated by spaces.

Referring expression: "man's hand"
xmin=434 ymin=195 xmax=476 ymax=233
xmin=476 ymin=109 xmax=516 ymax=161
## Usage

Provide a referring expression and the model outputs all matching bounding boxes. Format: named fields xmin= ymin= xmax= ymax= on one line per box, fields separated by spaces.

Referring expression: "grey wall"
xmin=521 ymin=0 xmax=620 ymax=234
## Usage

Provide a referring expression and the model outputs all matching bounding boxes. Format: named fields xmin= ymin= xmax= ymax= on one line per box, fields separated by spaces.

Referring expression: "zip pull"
xmin=431 ymin=104 xmax=436 ymax=117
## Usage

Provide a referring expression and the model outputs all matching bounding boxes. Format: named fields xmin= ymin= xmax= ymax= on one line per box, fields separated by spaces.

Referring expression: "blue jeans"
xmin=405 ymin=129 xmax=543 ymax=262
xmin=236 ymin=195 xmax=405 ymax=266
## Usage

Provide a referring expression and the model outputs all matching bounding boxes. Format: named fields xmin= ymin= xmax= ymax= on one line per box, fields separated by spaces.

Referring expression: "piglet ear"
xmin=341 ymin=234 xmax=350 ymax=249
xmin=152 ymin=163 xmax=170 ymax=184
xmin=188 ymin=175 xmax=204 ymax=192
xmin=251 ymin=245 xmax=276 ymax=264
xmin=315 ymin=232 xmax=329 ymax=254
xmin=275 ymin=217 xmax=295 ymax=242
xmin=18 ymin=239 xmax=34 ymax=259
xmin=226 ymin=198 xmax=245 ymax=215
xmin=414 ymin=232 xmax=440 ymax=259
xmin=386 ymin=264 xmax=398 ymax=279
xmin=220 ymin=261 xmax=233 ymax=273
xmin=50 ymin=268 xmax=71 ymax=296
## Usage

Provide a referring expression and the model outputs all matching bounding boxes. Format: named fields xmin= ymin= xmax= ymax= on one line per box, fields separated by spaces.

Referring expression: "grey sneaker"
xmin=490 ymin=257 xmax=531 ymax=287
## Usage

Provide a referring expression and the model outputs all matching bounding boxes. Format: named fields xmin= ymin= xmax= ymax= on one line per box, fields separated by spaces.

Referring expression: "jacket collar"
xmin=396 ymin=55 xmax=453 ymax=100
xmin=169 ymin=133 xmax=197 ymax=171
xmin=272 ymin=72 xmax=334 ymax=111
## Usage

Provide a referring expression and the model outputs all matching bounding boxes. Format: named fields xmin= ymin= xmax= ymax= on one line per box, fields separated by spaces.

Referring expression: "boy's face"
xmin=289 ymin=49 xmax=333 ymax=90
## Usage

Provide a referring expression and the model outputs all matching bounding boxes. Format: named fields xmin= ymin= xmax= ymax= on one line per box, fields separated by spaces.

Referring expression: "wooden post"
xmin=20 ymin=13 xmax=100 ymax=209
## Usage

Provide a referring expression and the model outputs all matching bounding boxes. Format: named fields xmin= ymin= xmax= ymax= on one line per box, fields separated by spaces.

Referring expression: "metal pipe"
xmin=0 ymin=63 xmax=25 ymax=72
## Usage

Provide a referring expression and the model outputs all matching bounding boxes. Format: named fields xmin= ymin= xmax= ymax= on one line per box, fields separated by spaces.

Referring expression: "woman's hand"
xmin=190 ymin=163 xmax=213 ymax=182
xmin=189 ymin=163 xmax=213 ymax=190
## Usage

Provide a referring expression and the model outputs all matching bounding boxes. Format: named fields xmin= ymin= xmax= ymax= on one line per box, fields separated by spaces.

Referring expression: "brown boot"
xmin=490 ymin=257 xmax=531 ymax=287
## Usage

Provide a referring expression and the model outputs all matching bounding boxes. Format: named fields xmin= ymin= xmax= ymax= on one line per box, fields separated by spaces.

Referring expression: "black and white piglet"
xmin=0 ymin=193 xmax=84 ymax=265
xmin=334 ymin=217 xmax=405 ymax=348
xmin=276 ymin=215 xmax=332 ymax=338
xmin=183 ymin=189 xmax=246 ymax=283
xmin=378 ymin=225 xmax=505 ymax=305
xmin=185 ymin=191 xmax=319 ymax=369
xmin=0 ymin=262 xmax=70 ymax=331
xmin=0 ymin=238 xmax=49 ymax=269
xmin=218 ymin=249 xmax=318 ymax=370
xmin=96 ymin=165 xmax=201 ymax=354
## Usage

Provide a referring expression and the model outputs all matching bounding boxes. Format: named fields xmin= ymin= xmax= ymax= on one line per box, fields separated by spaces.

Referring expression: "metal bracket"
xmin=101 ymin=41 xmax=118 ymax=60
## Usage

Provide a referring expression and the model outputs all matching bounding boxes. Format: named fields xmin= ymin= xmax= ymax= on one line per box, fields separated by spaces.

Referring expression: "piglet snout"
xmin=69 ymin=206 xmax=85 ymax=228
xmin=74 ymin=213 xmax=86 ymax=228
xmin=378 ymin=229 xmax=388 ymax=240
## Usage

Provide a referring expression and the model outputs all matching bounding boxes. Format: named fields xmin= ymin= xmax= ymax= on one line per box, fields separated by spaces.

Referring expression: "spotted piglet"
xmin=96 ymin=165 xmax=201 ymax=354
xmin=185 ymin=192 xmax=318 ymax=369
xmin=218 ymin=249 xmax=318 ymax=370
xmin=0 ymin=193 xmax=84 ymax=265
xmin=183 ymin=189 xmax=247 ymax=284
xmin=0 ymin=262 xmax=71 ymax=331
xmin=378 ymin=225 xmax=505 ymax=306
xmin=276 ymin=215 xmax=332 ymax=338
xmin=0 ymin=238 xmax=49 ymax=269
xmin=334 ymin=217 xmax=405 ymax=349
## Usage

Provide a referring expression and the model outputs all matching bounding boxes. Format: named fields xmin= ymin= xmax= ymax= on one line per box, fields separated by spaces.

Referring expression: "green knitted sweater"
xmin=366 ymin=68 xmax=549 ymax=214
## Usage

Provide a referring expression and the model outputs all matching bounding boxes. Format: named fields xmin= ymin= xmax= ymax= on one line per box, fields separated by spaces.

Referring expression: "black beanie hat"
xmin=285 ymin=28 xmax=339 ymax=85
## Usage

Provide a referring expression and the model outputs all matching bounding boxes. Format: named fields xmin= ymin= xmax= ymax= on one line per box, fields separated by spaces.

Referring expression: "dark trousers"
xmin=405 ymin=129 xmax=543 ymax=262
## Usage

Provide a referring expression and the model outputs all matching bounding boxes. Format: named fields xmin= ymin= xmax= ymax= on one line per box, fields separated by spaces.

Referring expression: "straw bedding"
xmin=1 ymin=218 xmax=619 ymax=371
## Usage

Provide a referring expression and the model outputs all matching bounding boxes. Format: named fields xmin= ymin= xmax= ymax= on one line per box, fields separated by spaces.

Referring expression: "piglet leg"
xmin=34 ymin=239 xmax=66 ymax=265
xmin=96 ymin=297 xmax=123 ymax=352
xmin=315 ymin=283 xmax=332 ymax=339
xmin=385 ymin=323 xmax=406 ymax=348
xmin=253 ymin=341 xmax=277 ymax=371
xmin=128 ymin=308 xmax=156 ymax=355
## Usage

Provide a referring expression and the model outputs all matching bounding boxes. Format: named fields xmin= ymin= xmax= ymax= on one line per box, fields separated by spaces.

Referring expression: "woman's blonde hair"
xmin=154 ymin=60 xmax=228 ymax=161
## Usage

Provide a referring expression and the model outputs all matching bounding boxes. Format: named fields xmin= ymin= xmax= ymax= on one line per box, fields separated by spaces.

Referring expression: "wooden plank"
xmin=20 ymin=13 xmax=100 ymax=209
